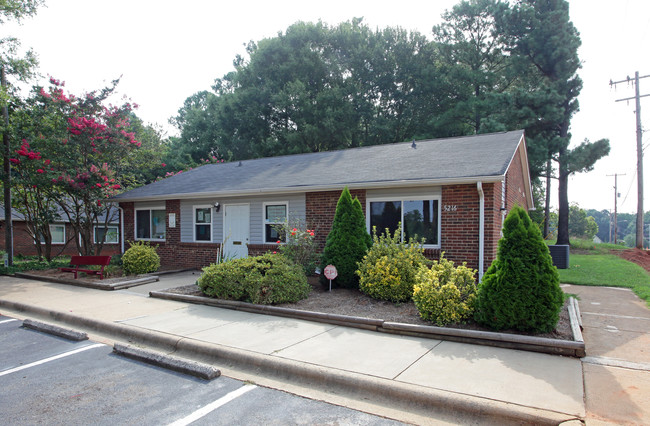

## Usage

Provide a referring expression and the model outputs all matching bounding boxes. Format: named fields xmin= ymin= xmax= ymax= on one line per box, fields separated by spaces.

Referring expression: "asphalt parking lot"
xmin=0 ymin=315 xmax=403 ymax=425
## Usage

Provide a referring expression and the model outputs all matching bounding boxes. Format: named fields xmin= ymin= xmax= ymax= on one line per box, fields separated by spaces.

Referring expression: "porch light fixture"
xmin=214 ymin=202 xmax=221 ymax=212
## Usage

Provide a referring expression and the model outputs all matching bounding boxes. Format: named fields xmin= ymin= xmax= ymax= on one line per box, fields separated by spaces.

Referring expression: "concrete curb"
xmin=0 ymin=298 xmax=579 ymax=425
xmin=113 ymin=343 xmax=221 ymax=380
xmin=14 ymin=272 xmax=159 ymax=290
xmin=22 ymin=318 xmax=89 ymax=341
xmin=150 ymin=290 xmax=586 ymax=357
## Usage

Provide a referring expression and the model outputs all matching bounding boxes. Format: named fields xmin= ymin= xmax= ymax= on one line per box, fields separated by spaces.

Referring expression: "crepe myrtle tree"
xmin=10 ymin=77 xmax=141 ymax=255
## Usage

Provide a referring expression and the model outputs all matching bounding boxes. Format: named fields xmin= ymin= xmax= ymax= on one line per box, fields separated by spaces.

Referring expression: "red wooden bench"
xmin=59 ymin=255 xmax=112 ymax=280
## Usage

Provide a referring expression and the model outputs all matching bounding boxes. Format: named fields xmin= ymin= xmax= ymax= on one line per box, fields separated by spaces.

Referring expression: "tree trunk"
xmin=556 ymin=148 xmax=570 ymax=245
xmin=543 ymin=158 xmax=551 ymax=238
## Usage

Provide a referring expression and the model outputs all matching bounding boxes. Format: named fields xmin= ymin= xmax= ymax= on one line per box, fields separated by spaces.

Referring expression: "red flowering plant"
xmin=273 ymin=220 xmax=317 ymax=276
xmin=10 ymin=77 xmax=143 ymax=256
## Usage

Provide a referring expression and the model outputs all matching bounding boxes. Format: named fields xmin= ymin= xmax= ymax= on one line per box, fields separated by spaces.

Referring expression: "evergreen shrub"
xmin=413 ymin=254 xmax=477 ymax=325
xmin=122 ymin=241 xmax=160 ymax=275
xmin=475 ymin=205 xmax=564 ymax=333
xmin=198 ymin=253 xmax=310 ymax=304
xmin=356 ymin=226 xmax=428 ymax=302
xmin=320 ymin=187 xmax=372 ymax=288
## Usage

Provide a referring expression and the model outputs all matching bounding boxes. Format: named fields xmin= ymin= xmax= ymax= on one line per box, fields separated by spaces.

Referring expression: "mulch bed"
xmin=616 ymin=248 xmax=650 ymax=273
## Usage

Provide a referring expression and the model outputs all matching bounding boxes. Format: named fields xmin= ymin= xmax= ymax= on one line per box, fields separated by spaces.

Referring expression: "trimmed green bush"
xmin=475 ymin=205 xmax=564 ymax=333
xmin=356 ymin=226 xmax=428 ymax=302
xmin=413 ymin=255 xmax=477 ymax=325
xmin=197 ymin=253 xmax=310 ymax=305
xmin=122 ymin=241 xmax=160 ymax=275
xmin=320 ymin=187 xmax=372 ymax=289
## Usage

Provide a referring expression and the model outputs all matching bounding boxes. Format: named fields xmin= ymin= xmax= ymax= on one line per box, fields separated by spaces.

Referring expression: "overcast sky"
xmin=3 ymin=0 xmax=649 ymax=214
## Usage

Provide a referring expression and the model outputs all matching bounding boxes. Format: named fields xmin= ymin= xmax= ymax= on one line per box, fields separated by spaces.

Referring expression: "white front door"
xmin=223 ymin=204 xmax=250 ymax=259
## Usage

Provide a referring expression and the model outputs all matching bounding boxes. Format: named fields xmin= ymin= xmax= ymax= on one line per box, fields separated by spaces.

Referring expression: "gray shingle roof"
xmin=113 ymin=130 xmax=525 ymax=202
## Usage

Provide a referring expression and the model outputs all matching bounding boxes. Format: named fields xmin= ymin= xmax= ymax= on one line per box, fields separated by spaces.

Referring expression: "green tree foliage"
xmin=569 ymin=204 xmax=598 ymax=240
xmin=172 ymin=19 xmax=443 ymax=163
xmin=320 ymin=187 xmax=371 ymax=289
xmin=475 ymin=205 xmax=564 ymax=333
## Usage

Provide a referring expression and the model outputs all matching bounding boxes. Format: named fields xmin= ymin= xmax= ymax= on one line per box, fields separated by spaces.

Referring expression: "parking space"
xmin=0 ymin=315 xmax=402 ymax=425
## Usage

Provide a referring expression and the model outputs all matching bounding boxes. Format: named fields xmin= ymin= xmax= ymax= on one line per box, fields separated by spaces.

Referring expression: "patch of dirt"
xmin=166 ymin=276 xmax=574 ymax=341
xmin=615 ymin=248 xmax=650 ymax=273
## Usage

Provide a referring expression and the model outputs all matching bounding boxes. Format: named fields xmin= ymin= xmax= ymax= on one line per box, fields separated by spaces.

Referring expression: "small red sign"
xmin=324 ymin=265 xmax=338 ymax=280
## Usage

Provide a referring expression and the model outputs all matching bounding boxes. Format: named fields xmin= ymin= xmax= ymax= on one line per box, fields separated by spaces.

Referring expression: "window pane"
xmin=266 ymin=205 xmax=286 ymax=223
xmin=95 ymin=227 xmax=118 ymax=244
xmin=265 ymin=224 xmax=284 ymax=243
xmin=136 ymin=210 xmax=150 ymax=239
xmin=195 ymin=224 xmax=211 ymax=241
xmin=151 ymin=210 xmax=166 ymax=239
xmin=370 ymin=201 xmax=401 ymax=237
xmin=196 ymin=208 xmax=211 ymax=224
xmin=404 ymin=200 xmax=438 ymax=245
xmin=50 ymin=225 xmax=65 ymax=244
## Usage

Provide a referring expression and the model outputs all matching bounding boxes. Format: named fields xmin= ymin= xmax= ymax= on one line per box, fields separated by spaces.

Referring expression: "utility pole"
xmin=611 ymin=71 xmax=649 ymax=249
xmin=607 ymin=173 xmax=625 ymax=244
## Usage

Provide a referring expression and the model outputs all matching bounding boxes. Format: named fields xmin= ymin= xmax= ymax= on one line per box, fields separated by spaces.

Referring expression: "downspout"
xmin=118 ymin=207 xmax=125 ymax=254
xmin=477 ymin=182 xmax=484 ymax=282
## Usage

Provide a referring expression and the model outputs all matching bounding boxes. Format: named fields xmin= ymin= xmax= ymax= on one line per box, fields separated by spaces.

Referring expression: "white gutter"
xmin=477 ymin=181 xmax=485 ymax=282
xmin=118 ymin=207 xmax=125 ymax=254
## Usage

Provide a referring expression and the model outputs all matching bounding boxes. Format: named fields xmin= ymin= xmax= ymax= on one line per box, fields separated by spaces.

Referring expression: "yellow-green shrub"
xmin=413 ymin=255 xmax=477 ymax=325
xmin=356 ymin=226 xmax=428 ymax=302
xmin=122 ymin=241 xmax=160 ymax=275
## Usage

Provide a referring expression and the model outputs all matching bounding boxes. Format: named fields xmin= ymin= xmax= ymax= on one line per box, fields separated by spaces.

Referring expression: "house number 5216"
xmin=443 ymin=205 xmax=457 ymax=212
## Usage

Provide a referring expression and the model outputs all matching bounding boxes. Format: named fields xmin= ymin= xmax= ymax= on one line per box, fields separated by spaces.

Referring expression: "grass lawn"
xmin=557 ymin=244 xmax=650 ymax=307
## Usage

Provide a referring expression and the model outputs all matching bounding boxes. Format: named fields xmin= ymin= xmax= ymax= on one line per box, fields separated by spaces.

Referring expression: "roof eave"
xmin=111 ymin=175 xmax=507 ymax=203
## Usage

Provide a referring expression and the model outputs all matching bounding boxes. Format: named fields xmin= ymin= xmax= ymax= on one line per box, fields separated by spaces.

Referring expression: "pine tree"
xmin=320 ymin=187 xmax=372 ymax=288
xmin=475 ymin=205 xmax=563 ymax=333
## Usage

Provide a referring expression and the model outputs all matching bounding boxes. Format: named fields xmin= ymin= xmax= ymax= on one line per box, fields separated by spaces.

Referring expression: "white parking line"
xmin=0 ymin=343 xmax=104 ymax=377
xmin=0 ymin=319 xmax=18 ymax=324
xmin=167 ymin=384 xmax=258 ymax=426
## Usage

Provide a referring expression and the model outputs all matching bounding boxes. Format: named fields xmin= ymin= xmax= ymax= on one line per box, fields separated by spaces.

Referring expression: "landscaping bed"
xmin=163 ymin=275 xmax=574 ymax=342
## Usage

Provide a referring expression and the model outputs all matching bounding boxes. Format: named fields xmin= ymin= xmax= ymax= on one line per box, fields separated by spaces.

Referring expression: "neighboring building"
xmin=0 ymin=207 xmax=121 ymax=258
xmin=112 ymin=130 xmax=533 ymax=278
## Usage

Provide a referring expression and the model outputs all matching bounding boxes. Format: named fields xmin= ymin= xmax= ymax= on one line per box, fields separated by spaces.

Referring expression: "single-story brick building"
xmin=112 ymin=130 xmax=533 ymax=279
xmin=0 ymin=208 xmax=121 ymax=258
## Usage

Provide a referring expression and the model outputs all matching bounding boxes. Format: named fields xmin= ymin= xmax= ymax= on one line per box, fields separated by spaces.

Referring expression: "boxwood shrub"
xmin=413 ymin=255 xmax=477 ymax=326
xmin=122 ymin=241 xmax=160 ymax=275
xmin=197 ymin=253 xmax=310 ymax=305
xmin=356 ymin=226 xmax=429 ymax=302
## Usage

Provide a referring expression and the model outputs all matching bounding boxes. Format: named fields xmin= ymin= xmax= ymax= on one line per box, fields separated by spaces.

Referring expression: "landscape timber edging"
xmin=149 ymin=291 xmax=586 ymax=358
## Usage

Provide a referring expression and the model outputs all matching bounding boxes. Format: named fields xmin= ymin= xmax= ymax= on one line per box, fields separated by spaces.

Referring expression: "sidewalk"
xmin=1 ymin=273 xmax=587 ymax=425
xmin=563 ymin=284 xmax=650 ymax=425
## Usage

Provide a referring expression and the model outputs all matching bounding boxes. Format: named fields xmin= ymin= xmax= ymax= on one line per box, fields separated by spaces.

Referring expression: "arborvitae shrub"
xmin=122 ymin=241 xmax=160 ymax=275
xmin=320 ymin=187 xmax=372 ymax=289
xmin=356 ymin=226 xmax=428 ymax=302
xmin=474 ymin=205 xmax=564 ymax=333
xmin=413 ymin=254 xmax=477 ymax=326
xmin=198 ymin=253 xmax=310 ymax=304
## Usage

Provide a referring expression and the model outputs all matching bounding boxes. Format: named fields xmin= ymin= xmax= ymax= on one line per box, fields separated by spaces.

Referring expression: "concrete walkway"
xmin=0 ymin=272 xmax=637 ymax=424
xmin=563 ymin=284 xmax=650 ymax=426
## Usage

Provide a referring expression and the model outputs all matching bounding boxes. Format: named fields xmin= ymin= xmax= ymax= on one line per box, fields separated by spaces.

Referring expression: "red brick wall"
xmin=305 ymin=189 xmax=367 ymax=252
xmin=441 ymin=185 xmax=480 ymax=270
xmin=504 ymin=145 xmax=531 ymax=210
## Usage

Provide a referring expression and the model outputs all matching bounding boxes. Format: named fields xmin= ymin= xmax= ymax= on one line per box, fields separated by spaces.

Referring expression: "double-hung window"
xmin=194 ymin=206 xmax=212 ymax=242
xmin=136 ymin=209 xmax=166 ymax=240
xmin=39 ymin=224 xmax=65 ymax=244
xmin=368 ymin=198 xmax=440 ymax=246
xmin=94 ymin=226 xmax=119 ymax=244
xmin=263 ymin=202 xmax=288 ymax=243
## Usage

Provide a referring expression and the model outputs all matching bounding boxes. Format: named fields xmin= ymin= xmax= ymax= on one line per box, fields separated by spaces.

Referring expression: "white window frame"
xmin=39 ymin=224 xmax=66 ymax=245
xmin=134 ymin=207 xmax=166 ymax=241
xmin=366 ymin=196 xmax=441 ymax=248
xmin=263 ymin=201 xmax=289 ymax=244
xmin=94 ymin=225 xmax=119 ymax=244
xmin=193 ymin=205 xmax=213 ymax=242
